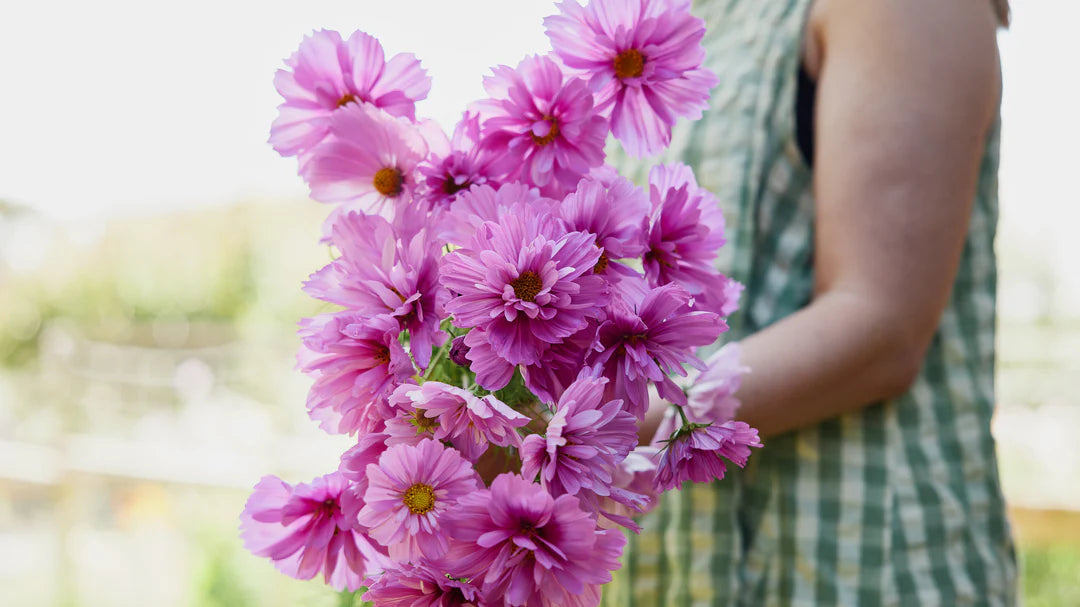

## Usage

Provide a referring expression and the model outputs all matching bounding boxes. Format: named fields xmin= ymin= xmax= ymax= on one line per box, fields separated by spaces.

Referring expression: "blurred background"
xmin=1 ymin=1 xmax=1078 ymax=605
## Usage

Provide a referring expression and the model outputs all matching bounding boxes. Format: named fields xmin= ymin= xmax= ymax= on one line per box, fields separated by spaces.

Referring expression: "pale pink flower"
xmin=270 ymin=29 xmax=430 ymax=158
xmin=391 ymin=382 xmax=530 ymax=462
xmin=302 ymin=103 xmax=428 ymax=219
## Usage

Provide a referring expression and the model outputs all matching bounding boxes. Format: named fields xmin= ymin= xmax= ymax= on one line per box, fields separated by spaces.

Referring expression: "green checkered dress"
xmin=601 ymin=1 xmax=1017 ymax=605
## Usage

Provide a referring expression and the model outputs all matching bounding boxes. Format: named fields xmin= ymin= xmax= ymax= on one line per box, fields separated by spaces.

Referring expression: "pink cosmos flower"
xmin=440 ymin=207 xmax=609 ymax=370
xmin=653 ymin=342 xmax=750 ymax=442
xmin=304 ymin=212 xmax=449 ymax=368
xmin=338 ymin=432 xmax=392 ymax=525
xmin=557 ymin=176 xmax=649 ymax=286
xmin=357 ymin=439 xmax=479 ymax=562
xmin=240 ymin=472 xmax=389 ymax=591
xmin=383 ymin=384 xmax=440 ymax=448
xmin=391 ymin=382 xmax=530 ymax=462
xmin=520 ymin=321 xmax=601 ymax=404
xmin=301 ymin=103 xmax=428 ymax=220
xmin=654 ymin=420 xmax=762 ymax=491
xmin=418 ymin=110 xmax=499 ymax=210
xmin=520 ymin=373 xmax=637 ymax=500
xmin=438 ymin=182 xmax=556 ymax=248
xmin=362 ymin=562 xmax=481 ymax=606
xmin=645 ymin=163 xmax=739 ymax=316
xmin=545 ymin=0 xmax=718 ymax=156
xmin=270 ymin=29 xmax=430 ymax=158
xmin=596 ymin=446 xmax=662 ymax=530
xmin=340 ymin=432 xmax=392 ymax=492
xmin=441 ymin=473 xmax=626 ymax=607
xmin=589 ymin=283 xmax=725 ymax=418
xmin=690 ymin=342 xmax=750 ymax=422
xmin=476 ymin=54 xmax=608 ymax=196
xmin=298 ymin=312 xmax=415 ymax=435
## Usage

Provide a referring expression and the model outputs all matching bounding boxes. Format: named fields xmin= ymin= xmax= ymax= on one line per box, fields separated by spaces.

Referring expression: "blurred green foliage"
xmin=0 ymin=202 xmax=330 ymax=367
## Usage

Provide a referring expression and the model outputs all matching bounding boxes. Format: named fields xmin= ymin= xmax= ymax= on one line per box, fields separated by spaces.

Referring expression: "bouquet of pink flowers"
xmin=240 ymin=0 xmax=761 ymax=604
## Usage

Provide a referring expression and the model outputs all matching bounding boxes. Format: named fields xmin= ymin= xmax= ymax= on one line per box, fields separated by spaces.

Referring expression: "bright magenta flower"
xmin=590 ymin=283 xmax=725 ymax=418
xmin=270 ymin=29 xmax=430 ymax=158
xmin=357 ymin=439 xmax=479 ymax=562
xmin=240 ymin=472 xmax=389 ymax=591
xmin=596 ymin=446 xmax=662 ymax=530
xmin=645 ymin=163 xmax=739 ymax=316
xmin=476 ymin=54 xmax=608 ymax=196
xmin=418 ymin=110 xmax=499 ymax=210
xmin=654 ymin=420 xmax=762 ymax=491
xmin=440 ymin=206 xmax=609 ymax=372
xmin=362 ymin=561 xmax=481 ymax=606
xmin=298 ymin=312 xmax=414 ymax=435
xmin=442 ymin=473 xmax=626 ymax=606
xmin=545 ymin=0 xmax=718 ymax=156
xmin=304 ymin=212 xmax=449 ymax=368
xmin=557 ymin=176 xmax=649 ymax=287
xmin=520 ymin=373 xmax=637 ymax=499
xmin=438 ymin=181 xmax=556 ymax=248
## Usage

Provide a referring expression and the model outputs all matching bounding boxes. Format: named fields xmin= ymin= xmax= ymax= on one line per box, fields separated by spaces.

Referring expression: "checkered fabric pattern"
xmin=600 ymin=1 xmax=1017 ymax=605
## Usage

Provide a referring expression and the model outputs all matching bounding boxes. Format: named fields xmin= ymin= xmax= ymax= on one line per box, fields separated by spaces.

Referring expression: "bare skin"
xmin=640 ymin=0 xmax=1002 ymax=442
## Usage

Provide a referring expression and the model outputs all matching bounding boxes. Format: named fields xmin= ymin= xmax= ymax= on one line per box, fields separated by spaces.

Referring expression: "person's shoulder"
xmin=807 ymin=0 xmax=1000 ymax=124
xmin=805 ymin=0 xmax=1000 ymax=80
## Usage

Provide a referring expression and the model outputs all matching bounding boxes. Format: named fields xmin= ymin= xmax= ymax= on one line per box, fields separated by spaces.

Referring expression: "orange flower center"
xmin=336 ymin=93 xmax=358 ymax=108
xmin=373 ymin=345 xmax=391 ymax=365
xmin=373 ymin=167 xmax=404 ymax=197
xmin=511 ymin=271 xmax=544 ymax=302
xmin=402 ymin=483 xmax=436 ymax=515
xmin=613 ymin=49 xmax=645 ymax=79
xmin=593 ymin=248 xmax=609 ymax=274
xmin=530 ymin=117 xmax=560 ymax=146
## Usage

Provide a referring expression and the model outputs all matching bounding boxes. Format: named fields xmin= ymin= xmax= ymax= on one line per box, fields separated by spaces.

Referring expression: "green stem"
xmin=674 ymin=403 xmax=690 ymax=427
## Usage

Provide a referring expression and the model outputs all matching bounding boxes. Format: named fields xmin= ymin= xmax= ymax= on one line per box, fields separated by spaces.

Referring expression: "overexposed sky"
xmin=0 ymin=1 xmax=1076 ymax=268
xmin=0 ymin=0 xmax=556 ymax=218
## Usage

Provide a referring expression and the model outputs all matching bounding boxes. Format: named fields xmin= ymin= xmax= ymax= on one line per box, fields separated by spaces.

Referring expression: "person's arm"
xmin=739 ymin=0 xmax=1000 ymax=437
xmin=642 ymin=0 xmax=1002 ymax=443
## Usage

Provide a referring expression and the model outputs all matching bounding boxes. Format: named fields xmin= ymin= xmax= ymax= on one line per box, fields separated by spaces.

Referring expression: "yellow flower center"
xmin=403 ymin=483 xmax=436 ymax=515
xmin=530 ymin=117 xmax=560 ymax=146
xmin=613 ymin=49 xmax=646 ymax=79
xmin=373 ymin=345 xmax=391 ymax=365
xmin=511 ymin=271 xmax=543 ymax=302
xmin=373 ymin=167 xmax=404 ymax=197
